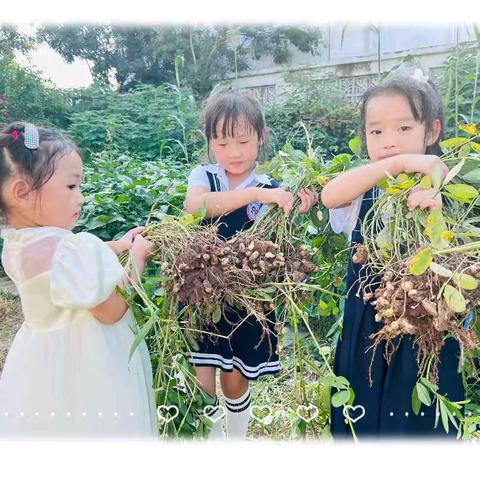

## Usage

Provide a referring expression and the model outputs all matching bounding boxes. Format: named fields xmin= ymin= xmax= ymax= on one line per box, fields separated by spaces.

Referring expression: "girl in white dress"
xmin=0 ymin=122 xmax=157 ymax=438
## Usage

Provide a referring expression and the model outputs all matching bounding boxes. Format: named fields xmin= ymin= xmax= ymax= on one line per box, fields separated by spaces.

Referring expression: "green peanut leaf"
xmin=412 ymin=386 xmax=421 ymax=415
xmin=425 ymin=210 xmax=449 ymax=249
xmin=440 ymin=400 xmax=450 ymax=434
xmin=442 ymin=159 xmax=465 ymax=186
xmin=453 ymin=273 xmax=478 ymax=290
xmin=443 ymin=284 xmax=467 ymax=313
xmin=429 ymin=262 xmax=453 ymax=277
xmin=408 ymin=247 xmax=433 ymax=276
xmin=416 ymin=382 xmax=432 ymax=406
xmin=348 ymin=136 xmax=361 ymax=156
xmin=461 ymin=168 xmax=480 ymax=184
xmin=431 ymin=163 xmax=444 ymax=191
xmin=396 ymin=173 xmax=414 ymax=189
xmin=440 ymin=137 xmax=469 ymax=151
xmin=444 ymin=184 xmax=479 ymax=203
xmin=331 ymin=389 xmax=351 ymax=408
xmin=419 ymin=175 xmax=432 ymax=189
xmin=376 ymin=227 xmax=393 ymax=250
xmin=212 ymin=304 xmax=222 ymax=323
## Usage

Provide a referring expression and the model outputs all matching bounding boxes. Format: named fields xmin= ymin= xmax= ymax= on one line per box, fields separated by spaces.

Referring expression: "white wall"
xmin=227 ymin=23 xmax=478 ymax=103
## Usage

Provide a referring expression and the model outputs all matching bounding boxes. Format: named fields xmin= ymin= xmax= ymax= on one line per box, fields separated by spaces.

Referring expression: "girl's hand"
xmin=256 ymin=188 xmax=294 ymax=215
xmin=131 ymin=234 xmax=155 ymax=263
xmin=113 ymin=226 xmax=145 ymax=254
xmin=124 ymin=234 xmax=155 ymax=285
xmin=407 ymin=186 xmax=442 ymax=211
xmin=298 ymin=188 xmax=319 ymax=213
xmin=397 ymin=154 xmax=449 ymax=180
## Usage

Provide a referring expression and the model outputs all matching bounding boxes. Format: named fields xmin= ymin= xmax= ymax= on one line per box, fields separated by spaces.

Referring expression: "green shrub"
xmin=265 ymin=72 xmax=359 ymax=159
xmin=0 ymin=57 xmax=68 ymax=127
xmin=76 ymin=151 xmax=190 ymax=240
xmin=435 ymin=42 xmax=480 ymax=138
xmin=65 ymin=83 xmax=203 ymax=163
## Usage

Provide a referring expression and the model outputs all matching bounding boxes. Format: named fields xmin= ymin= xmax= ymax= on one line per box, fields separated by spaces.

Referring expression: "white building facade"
xmin=227 ymin=23 xmax=478 ymax=104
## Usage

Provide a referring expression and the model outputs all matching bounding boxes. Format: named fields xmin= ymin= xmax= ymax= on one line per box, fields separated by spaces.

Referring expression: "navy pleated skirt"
xmin=187 ymin=306 xmax=280 ymax=380
xmin=330 ymin=189 xmax=465 ymax=438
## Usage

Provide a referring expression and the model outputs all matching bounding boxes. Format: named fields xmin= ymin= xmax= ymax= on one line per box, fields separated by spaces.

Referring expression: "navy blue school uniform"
xmin=185 ymin=164 xmax=280 ymax=380
xmin=330 ymin=188 xmax=465 ymax=438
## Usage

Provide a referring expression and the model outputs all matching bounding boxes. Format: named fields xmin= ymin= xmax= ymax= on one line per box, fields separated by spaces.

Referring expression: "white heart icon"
xmin=296 ymin=404 xmax=319 ymax=423
xmin=343 ymin=404 xmax=366 ymax=423
xmin=250 ymin=405 xmax=273 ymax=425
xmin=156 ymin=405 xmax=179 ymax=423
xmin=202 ymin=405 xmax=226 ymax=423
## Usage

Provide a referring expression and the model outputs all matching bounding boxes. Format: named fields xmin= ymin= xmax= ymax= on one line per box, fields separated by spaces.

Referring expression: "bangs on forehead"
xmin=369 ymin=84 xmax=428 ymax=123
xmin=359 ymin=74 xmax=444 ymax=156
xmin=215 ymin=111 xmax=257 ymax=139
xmin=204 ymin=92 xmax=265 ymax=140
xmin=393 ymin=89 xmax=424 ymax=122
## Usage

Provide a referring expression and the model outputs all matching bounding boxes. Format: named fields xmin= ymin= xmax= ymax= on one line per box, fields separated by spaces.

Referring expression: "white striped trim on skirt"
xmin=188 ymin=352 xmax=280 ymax=380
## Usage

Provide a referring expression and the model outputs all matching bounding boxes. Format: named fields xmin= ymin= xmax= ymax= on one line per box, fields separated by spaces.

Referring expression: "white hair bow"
xmin=411 ymin=68 xmax=429 ymax=84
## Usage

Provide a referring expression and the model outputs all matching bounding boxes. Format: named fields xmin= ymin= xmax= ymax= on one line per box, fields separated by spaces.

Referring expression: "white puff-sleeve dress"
xmin=328 ymin=195 xmax=364 ymax=238
xmin=0 ymin=226 xmax=157 ymax=438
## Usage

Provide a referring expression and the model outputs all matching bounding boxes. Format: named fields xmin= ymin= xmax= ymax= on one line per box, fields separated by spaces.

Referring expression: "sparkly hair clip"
xmin=23 ymin=123 xmax=39 ymax=150
xmin=411 ymin=68 xmax=429 ymax=84
xmin=11 ymin=130 xmax=19 ymax=141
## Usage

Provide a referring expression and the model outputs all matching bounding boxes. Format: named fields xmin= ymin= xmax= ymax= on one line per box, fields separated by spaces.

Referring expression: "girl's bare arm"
xmin=89 ymin=238 xmax=150 ymax=325
xmin=185 ymin=185 xmax=295 ymax=217
xmin=321 ymin=154 xmax=447 ymax=209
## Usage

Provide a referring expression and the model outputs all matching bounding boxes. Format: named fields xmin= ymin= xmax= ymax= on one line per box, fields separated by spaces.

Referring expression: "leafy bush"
xmin=0 ymin=57 xmax=68 ymax=127
xmin=65 ymin=83 xmax=203 ymax=163
xmin=75 ymin=151 xmax=190 ymax=240
xmin=436 ymin=41 xmax=480 ymax=138
xmin=265 ymin=72 xmax=359 ymax=160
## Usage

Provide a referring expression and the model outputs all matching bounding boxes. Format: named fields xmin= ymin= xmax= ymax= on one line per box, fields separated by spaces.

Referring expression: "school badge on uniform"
xmin=246 ymin=202 xmax=266 ymax=221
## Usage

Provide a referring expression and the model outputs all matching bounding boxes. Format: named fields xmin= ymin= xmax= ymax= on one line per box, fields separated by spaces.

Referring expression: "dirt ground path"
xmin=0 ymin=276 xmax=23 ymax=374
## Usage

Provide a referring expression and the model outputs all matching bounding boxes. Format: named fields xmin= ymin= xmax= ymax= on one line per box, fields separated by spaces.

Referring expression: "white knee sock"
xmin=206 ymin=397 xmax=225 ymax=440
xmin=224 ymin=388 xmax=251 ymax=439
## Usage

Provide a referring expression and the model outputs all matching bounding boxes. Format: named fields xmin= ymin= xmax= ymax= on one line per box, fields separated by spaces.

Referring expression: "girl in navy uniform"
xmin=322 ymin=73 xmax=465 ymax=438
xmin=185 ymin=91 xmax=317 ymax=439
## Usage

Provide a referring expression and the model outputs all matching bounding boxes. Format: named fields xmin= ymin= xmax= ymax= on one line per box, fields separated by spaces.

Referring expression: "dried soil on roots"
xmin=159 ymin=226 xmax=317 ymax=316
xmin=352 ymin=251 xmax=480 ymax=384
xmin=150 ymin=224 xmax=318 ymax=358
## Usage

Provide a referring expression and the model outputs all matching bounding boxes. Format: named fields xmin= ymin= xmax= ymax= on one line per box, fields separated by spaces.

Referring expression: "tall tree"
xmin=0 ymin=25 xmax=67 ymax=126
xmin=0 ymin=25 xmax=34 ymax=60
xmin=38 ymin=25 xmax=323 ymax=97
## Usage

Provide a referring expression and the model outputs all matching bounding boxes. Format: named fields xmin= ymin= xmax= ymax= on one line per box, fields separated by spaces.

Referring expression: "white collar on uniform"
xmin=207 ymin=164 xmax=272 ymax=191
